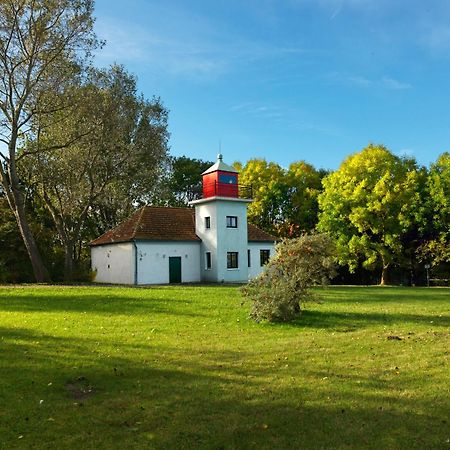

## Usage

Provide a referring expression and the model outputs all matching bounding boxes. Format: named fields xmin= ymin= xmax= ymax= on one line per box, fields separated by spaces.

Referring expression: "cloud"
xmin=336 ymin=73 xmax=412 ymax=90
xmin=381 ymin=77 xmax=412 ymax=90
xmin=94 ymin=17 xmax=307 ymax=80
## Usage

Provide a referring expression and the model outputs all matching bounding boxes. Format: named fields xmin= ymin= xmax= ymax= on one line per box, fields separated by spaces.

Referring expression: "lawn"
xmin=0 ymin=285 xmax=449 ymax=449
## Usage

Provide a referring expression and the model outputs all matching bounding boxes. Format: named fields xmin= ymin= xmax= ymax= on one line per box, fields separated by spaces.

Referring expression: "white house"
xmin=90 ymin=155 xmax=276 ymax=285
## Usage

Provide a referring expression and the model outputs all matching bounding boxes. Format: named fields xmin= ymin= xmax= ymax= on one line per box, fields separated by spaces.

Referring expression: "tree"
xmin=242 ymin=233 xmax=336 ymax=323
xmin=162 ymin=156 xmax=213 ymax=206
xmin=418 ymin=152 xmax=450 ymax=267
xmin=280 ymin=161 xmax=326 ymax=236
xmin=236 ymin=158 xmax=287 ymax=233
xmin=0 ymin=0 xmax=97 ymax=281
xmin=317 ymin=144 xmax=422 ymax=285
xmin=22 ymin=65 xmax=169 ymax=280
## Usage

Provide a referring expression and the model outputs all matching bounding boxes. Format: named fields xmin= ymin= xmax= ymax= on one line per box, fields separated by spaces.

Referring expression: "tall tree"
xmin=317 ymin=144 xmax=422 ymax=285
xmin=161 ymin=156 xmax=213 ymax=207
xmin=22 ymin=65 xmax=169 ymax=280
xmin=0 ymin=0 xmax=97 ymax=281
xmin=418 ymin=152 xmax=450 ymax=266
xmin=236 ymin=158 xmax=287 ymax=233
xmin=282 ymin=161 xmax=326 ymax=236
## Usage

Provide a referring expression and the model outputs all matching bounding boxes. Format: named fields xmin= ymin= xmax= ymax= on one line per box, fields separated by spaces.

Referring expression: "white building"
xmin=90 ymin=155 xmax=276 ymax=285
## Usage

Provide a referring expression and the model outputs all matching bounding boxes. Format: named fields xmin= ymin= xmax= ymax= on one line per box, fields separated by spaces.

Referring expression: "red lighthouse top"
xmin=202 ymin=154 xmax=239 ymax=198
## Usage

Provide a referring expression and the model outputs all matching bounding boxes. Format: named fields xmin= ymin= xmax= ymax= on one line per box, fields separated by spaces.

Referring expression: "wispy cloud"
xmin=94 ymin=17 xmax=307 ymax=80
xmin=333 ymin=73 xmax=412 ymax=90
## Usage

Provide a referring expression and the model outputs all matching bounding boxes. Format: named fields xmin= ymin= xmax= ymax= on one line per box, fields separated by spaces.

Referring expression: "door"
xmin=169 ymin=257 xmax=182 ymax=283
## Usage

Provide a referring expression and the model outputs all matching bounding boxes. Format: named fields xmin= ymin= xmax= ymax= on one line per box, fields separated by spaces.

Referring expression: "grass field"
xmin=0 ymin=285 xmax=449 ymax=449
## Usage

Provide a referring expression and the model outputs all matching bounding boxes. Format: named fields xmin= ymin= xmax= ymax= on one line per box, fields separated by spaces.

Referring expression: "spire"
xmin=202 ymin=154 xmax=238 ymax=175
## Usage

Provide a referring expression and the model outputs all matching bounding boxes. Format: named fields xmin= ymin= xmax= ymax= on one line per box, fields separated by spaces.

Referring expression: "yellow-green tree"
xmin=317 ymin=144 xmax=422 ymax=285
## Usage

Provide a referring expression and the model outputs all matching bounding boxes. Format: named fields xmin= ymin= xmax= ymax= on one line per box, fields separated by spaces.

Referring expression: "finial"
xmin=217 ymin=153 xmax=223 ymax=161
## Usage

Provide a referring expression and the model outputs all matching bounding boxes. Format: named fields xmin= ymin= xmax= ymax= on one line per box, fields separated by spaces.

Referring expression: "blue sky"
xmin=94 ymin=0 xmax=450 ymax=170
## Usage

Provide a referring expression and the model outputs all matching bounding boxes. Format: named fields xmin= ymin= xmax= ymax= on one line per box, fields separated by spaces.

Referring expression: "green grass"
xmin=0 ymin=285 xmax=449 ymax=449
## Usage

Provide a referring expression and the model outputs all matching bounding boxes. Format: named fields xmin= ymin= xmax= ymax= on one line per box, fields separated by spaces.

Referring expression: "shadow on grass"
xmin=0 ymin=294 xmax=208 ymax=318
xmin=294 ymin=309 xmax=450 ymax=330
xmin=317 ymin=286 xmax=450 ymax=303
xmin=0 ymin=326 xmax=448 ymax=450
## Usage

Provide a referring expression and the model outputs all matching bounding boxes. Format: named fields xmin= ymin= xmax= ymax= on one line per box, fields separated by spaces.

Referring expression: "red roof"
xmin=90 ymin=206 xmax=276 ymax=246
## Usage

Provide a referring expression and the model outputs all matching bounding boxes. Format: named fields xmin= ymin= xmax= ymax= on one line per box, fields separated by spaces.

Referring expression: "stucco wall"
xmin=135 ymin=241 xmax=201 ymax=284
xmin=247 ymin=242 xmax=276 ymax=280
xmin=195 ymin=198 xmax=250 ymax=283
xmin=91 ymin=243 xmax=134 ymax=284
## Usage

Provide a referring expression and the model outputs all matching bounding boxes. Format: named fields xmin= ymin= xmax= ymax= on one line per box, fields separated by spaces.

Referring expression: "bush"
xmin=242 ymin=233 xmax=336 ymax=322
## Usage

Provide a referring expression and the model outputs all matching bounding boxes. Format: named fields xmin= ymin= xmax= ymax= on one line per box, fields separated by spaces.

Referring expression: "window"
xmin=227 ymin=252 xmax=238 ymax=269
xmin=205 ymin=216 xmax=211 ymax=229
xmin=260 ymin=249 xmax=270 ymax=266
xmin=247 ymin=249 xmax=251 ymax=267
xmin=219 ymin=174 xmax=237 ymax=184
xmin=226 ymin=216 xmax=238 ymax=228
xmin=205 ymin=252 xmax=212 ymax=270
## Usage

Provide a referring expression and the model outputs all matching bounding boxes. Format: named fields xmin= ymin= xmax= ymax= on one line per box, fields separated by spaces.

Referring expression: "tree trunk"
xmin=380 ymin=263 xmax=389 ymax=286
xmin=63 ymin=241 xmax=74 ymax=281
xmin=10 ymin=189 xmax=50 ymax=282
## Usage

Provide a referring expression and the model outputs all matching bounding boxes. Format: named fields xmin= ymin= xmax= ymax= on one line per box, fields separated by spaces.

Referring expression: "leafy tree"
xmin=0 ymin=0 xmax=97 ymax=281
xmin=279 ymin=161 xmax=327 ymax=236
xmin=317 ymin=144 xmax=423 ymax=285
xmin=236 ymin=158 xmax=288 ymax=233
xmin=242 ymin=233 xmax=336 ymax=323
xmin=418 ymin=152 xmax=450 ymax=267
xmin=161 ymin=156 xmax=213 ymax=206
xmin=236 ymin=158 xmax=326 ymax=237
xmin=22 ymin=65 xmax=169 ymax=280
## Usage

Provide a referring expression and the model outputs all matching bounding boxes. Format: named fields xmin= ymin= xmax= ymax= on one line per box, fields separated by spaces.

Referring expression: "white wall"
xmin=136 ymin=241 xmax=201 ymax=284
xmin=247 ymin=242 xmax=276 ymax=280
xmin=195 ymin=198 xmax=250 ymax=283
xmin=91 ymin=243 xmax=134 ymax=284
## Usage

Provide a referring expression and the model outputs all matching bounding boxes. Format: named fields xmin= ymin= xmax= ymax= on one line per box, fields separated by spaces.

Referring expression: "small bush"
xmin=242 ymin=233 xmax=336 ymax=322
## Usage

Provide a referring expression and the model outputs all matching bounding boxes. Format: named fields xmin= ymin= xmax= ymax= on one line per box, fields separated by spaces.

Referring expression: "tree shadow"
xmin=292 ymin=309 xmax=450 ymax=330
xmin=1 ymin=326 xmax=448 ymax=449
xmin=0 ymin=293 xmax=208 ymax=318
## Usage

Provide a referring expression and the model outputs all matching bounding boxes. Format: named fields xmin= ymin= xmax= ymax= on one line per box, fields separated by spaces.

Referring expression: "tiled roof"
xmin=90 ymin=206 xmax=200 ymax=246
xmin=247 ymin=223 xmax=277 ymax=242
xmin=90 ymin=205 xmax=276 ymax=246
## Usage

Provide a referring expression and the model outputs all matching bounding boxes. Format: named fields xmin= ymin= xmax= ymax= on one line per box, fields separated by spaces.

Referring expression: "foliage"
xmin=161 ymin=155 xmax=213 ymax=206
xmin=20 ymin=65 xmax=169 ymax=280
xmin=243 ymin=234 xmax=336 ymax=322
xmin=0 ymin=0 xmax=98 ymax=281
xmin=0 ymin=285 xmax=448 ymax=449
xmin=236 ymin=158 xmax=326 ymax=236
xmin=317 ymin=144 xmax=423 ymax=285
xmin=417 ymin=152 xmax=450 ymax=266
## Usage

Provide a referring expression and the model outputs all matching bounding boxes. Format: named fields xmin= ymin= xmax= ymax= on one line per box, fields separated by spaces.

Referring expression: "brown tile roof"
xmin=90 ymin=205 xmax=276 ymax=246
xmin=248 ymin=223 xmax=277 ymax=242
xmin=90 ymin=206 xmax=200 ymax=246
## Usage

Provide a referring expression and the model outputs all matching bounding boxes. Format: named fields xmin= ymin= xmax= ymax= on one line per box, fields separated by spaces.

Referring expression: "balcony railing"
xmin=202 ymin=182 xmax=253 ymax=199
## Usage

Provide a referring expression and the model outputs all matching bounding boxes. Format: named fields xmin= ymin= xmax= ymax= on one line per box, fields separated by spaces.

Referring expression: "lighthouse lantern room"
xmin=202 ymin=154 xmax=239 ymax=198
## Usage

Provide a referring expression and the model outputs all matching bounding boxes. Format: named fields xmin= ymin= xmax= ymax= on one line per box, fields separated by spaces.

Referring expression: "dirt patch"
xmin=65 ymin=376 xmax=95 ymax=401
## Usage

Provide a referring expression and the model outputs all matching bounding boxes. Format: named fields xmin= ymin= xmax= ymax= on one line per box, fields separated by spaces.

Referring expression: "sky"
xmin=93 ymin=0 xmax=450 ymax=170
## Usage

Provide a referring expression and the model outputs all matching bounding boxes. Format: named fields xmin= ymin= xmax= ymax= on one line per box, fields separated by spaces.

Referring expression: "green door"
xmin=169 ymin=257 xmax=182 ymax=283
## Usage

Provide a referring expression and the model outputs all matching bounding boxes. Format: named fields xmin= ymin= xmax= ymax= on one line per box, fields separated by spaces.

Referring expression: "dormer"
xmin=202 ymin=154 xmax=239 ymax=199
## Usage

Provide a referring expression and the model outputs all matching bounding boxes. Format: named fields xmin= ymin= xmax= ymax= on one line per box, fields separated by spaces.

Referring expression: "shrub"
xmin=242 ymin=233 xmax=336 ymax=322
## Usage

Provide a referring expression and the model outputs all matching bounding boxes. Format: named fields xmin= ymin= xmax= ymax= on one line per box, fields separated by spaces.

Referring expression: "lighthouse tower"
xmin=189 ymin=154 xmax=252 ymax=282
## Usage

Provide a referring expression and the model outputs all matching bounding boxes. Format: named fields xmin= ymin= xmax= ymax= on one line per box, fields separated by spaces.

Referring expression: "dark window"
xmin=219 ymin=174 xmax=237 ymax=184
xmin=247 ymin=249 xmax=251 ymax=267
xmin=260 ymin=249 xmax=270 ymax=266
xmin=205 ymin=252 xmax=212 ymax=269
xmin=205 ymin=216 xmax=211 ymax=229
xmin=227 ymin=252 xmax=238 ymax=269
xmin=226 ymin=216 xmax=238 ymax=228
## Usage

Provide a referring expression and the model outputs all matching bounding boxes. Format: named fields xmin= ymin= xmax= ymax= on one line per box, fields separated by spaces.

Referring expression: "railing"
xmin=202 ymin=182 xmax=253 ymax=199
